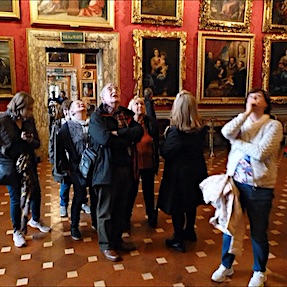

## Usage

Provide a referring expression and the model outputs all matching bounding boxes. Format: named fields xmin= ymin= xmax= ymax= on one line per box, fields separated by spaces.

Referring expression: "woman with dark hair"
xmin=211 ymin=88 xmax=283 ymax=287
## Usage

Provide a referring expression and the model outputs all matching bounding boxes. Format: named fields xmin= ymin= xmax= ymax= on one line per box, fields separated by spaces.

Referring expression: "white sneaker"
xmin=81 ymin=204 xmax=91 ymax=214
xmin=13 ymin=230 xmax=27 ymax=247
xmin=28 ymin=219 xmax=51 ymax=233
xmin=60 ymin=206 xmax=68 ymax=217
xmin=248 ymin=271 xmax=267 ymax=287
xmin=211 ymin=264 xmax=234 ymax=282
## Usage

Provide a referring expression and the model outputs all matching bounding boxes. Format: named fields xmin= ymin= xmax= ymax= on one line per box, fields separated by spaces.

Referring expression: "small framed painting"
xmin=199 ymin=0 xmax=253 ymax=32
xmin=82 ymin=69 xmax=94 ymax=80
xmin=131 ymin=0 xmax=183 ymax=26
xmin=0 ymin=37 xmax=16 ymax=98
xmin=46 ymin=52 xmax=73 ymax=66
xmin=80 ymin=80 xmax=96 ymax=100
xmin=81 ymin=53 xmax=97 ymax=68
xmin=0 ymin=0 xmax=20 ymax=19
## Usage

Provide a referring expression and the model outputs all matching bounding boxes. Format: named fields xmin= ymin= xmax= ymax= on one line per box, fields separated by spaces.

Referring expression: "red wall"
xmin=0 ymin=0 xmax=265 ymax=109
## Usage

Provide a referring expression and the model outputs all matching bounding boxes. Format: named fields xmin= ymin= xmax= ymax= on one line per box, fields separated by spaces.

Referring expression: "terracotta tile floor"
xmin=0 ymin=147 xmax=287 ymax=286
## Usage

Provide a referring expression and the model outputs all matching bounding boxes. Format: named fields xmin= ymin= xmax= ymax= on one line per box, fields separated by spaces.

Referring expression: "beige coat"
xmin=199 ymin=174 xmax=245 ymax=256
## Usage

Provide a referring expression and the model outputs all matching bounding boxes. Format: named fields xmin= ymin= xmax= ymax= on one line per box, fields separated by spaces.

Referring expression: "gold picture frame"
xmin=0 ymin=0 xmax=20 ymax=19
xmin=80 ymin=80 xmax=96 ymax=100
xmin=82 ymin=69 xmax=94 ymax=80
xmin=132 ymin=0 xmax=183 ymax=26
xmin=263 ymin=0 xmax=287 ymax=32
xmin=0 ymin=37 xmax=16 ymax=98
xmin=199 ymin=0 xmax=253 ymax=33
xmin=262 ymin=34 xmax=287 ymax=104
xmin=46 ymin=52 xmax=74 ymax=66
xmin=133 ymin=29 xmax=187 ymax=105
xmin=30 ymin=0 xmax=114 ymax=29
xmin=81 ymin=53 xmax=97 ymax=68
xmin=196 ymin=31 xmax=255 ymax=104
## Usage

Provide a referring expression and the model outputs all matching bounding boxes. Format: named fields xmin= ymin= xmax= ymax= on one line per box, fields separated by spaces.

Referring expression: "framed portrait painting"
xmin=0 ymin=0 xmax=20 ymax=19
xmin=80 ymin=80 xmax=96 ymax=100
xmin=263 ymin=0 xmax=287 ymax=32
xmin=46 ymin=52 xmax=73 ymax=66
xmin=196 ymin=31 xmax=255 ymax=104
xmin=133 ymin=29 xmax=187 ymax=105
xmin=199 ymin=0 xmax=253 ymax=32
xmin=0 ymin=37 xmax=16 ymax=98
xmin=30 ymin=0 xmax=114 ymax=29
xmin=132 ymin=0 xmax=183 ymax=26
xmin=262 ymin=34 xmax=287 ymax=104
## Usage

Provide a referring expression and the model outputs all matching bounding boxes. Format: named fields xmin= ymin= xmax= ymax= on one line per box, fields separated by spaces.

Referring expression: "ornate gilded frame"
xmin=0 ymin=37 xmax=16 ymax=98
xmin=131 ymin=0 xmax=183 ymax=26
xmin=263 ymin=0 xmax=287 ymax=32
xmin=0 ymin=0 xmax=20 ymax=19
xmin=196 ymin=31 xmax=255 ymax=104
xmin=199 ymin=0 xmax=253 ymax=32
xmin=133 ymin=29 xmax=186 ymax=105
xmin=262 ymin=34 xmax=287 ymax=104
xmin=30 ymin=0 xmax=114 ymax=29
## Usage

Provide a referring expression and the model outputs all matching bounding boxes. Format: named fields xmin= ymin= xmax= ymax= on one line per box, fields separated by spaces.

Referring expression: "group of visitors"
xmin=0 ymin=84 xmax=283 ymax=287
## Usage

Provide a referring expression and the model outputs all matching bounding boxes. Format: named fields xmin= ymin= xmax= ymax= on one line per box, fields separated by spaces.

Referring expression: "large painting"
xmin=133 ymin=29 xmax=187 ymax=105
xmin=0 ymin=0 xmax=20 ymax=19
xmin=132 ymin=0 xmax=183 ymax=26
xmin=0 ymin=37 xmax=16 ymax=98
xmin=30 ymin=0 xmax=114 ymax=29
xmin=263 ymin=0 xmax=287 ymax=32
xmin=199 ymin=0 xmax=253 ymax=32
xmin=196 ymin=31 xmax=255 ymax=104
xmin=262 ymin=34 xmax=287 ymax=104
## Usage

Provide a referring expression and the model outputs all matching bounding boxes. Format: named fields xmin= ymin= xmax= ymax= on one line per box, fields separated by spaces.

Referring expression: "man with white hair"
xmin=89 ymin=83 xmax=143 ymax=262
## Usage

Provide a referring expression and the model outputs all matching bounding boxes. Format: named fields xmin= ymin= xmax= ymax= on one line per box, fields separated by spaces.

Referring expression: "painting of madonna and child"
xmin=143 ymin=38 xmax=180 ymax=97
xmin=203 ymin=39 xmax=250 ymax=98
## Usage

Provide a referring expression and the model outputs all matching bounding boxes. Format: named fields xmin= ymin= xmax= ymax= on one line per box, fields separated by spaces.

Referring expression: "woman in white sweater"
xmin=211 ymin=88 xmax=283 ymax=287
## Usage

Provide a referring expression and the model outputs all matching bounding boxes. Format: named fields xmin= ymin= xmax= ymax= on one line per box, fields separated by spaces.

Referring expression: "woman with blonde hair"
xmin=157 ymin=90 xmax=208 ymax=252
xmin=125 ymin=96 xmax=159 ymax=229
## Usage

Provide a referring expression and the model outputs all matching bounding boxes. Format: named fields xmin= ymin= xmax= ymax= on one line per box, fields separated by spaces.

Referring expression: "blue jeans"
xmin=221 ymin=181 xmax=273 ymax=272
xmin=7 ymin=184 xmax=21 ymax=231
xmin=60 ymin=182 xmax=71 ymax=207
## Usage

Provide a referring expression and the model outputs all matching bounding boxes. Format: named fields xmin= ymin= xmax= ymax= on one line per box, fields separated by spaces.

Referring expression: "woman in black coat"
xmin=157 ymin=90 xmax=208 ymax=253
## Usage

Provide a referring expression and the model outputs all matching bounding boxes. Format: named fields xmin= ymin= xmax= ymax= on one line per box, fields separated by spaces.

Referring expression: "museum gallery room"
xmin=0 ymin=0 xmax=287 ymax=286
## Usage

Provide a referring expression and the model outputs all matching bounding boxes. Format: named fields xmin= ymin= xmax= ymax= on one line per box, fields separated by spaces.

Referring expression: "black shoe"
xmin=183 ymin=230 xmax=197 ymax=242
xmin=114 ymin=240 xmax=136 ymax=252
xmin=165 ymin=237 xmax=186 ymax=253
xmin=148 ymin=213 xmax=157 ymax=228
xmin=284 ymin=152 xmax=287 ymax=157
xmin=71 ymin=227 xmax=82 ymax=240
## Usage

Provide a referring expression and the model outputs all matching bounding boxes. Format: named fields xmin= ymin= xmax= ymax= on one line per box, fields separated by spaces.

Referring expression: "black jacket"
xmin=88 ymin=104 xmax=144 ymax=186
xmin=157 ymin=126 xmax=208 ymax=215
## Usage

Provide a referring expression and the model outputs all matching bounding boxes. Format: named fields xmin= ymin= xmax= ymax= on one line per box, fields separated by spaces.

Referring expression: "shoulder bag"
xmin=78 ymin=140 xmax=97 ymax=179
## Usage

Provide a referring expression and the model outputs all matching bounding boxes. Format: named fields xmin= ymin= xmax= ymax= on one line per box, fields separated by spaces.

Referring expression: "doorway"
xmin=27 ymin=29 xmax=119 ymax=159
